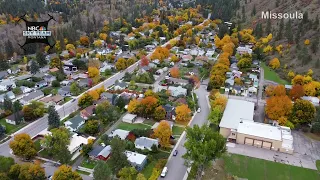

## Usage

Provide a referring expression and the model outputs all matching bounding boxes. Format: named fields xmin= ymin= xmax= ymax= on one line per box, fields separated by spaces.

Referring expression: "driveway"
xmin=226 ymin=131 xmax=320 ymax=170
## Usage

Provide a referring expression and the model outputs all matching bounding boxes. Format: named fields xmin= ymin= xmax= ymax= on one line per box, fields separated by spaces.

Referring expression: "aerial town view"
xmin=0 ymin=0 xmax=319 ymax=180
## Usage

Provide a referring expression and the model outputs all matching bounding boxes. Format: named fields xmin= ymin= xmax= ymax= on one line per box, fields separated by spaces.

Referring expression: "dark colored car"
xmin=173 ymin=150 xmax=178 ymax=156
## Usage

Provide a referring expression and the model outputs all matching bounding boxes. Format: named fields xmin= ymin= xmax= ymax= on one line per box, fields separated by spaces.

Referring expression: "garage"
xmin=253 ymin=140 xmax=262 ymax=148
xmin=262 ymin=141 xmax=272 ymax=149
xmin=244 ymin=138 xmax=253 ymax=145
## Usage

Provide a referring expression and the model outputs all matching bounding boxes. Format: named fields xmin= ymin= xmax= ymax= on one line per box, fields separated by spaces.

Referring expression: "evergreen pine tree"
xmin=30 ymin=60 xmax=39 ymax=74
xmin=276 ymin=19 xmax=284 ymax=40
xmin=36 ymin=51 xmax=47 ymax=67
xmin=0 ymin=59 xmax=9 ymax=71
xmin=5 ymin=40 xmax=14 ymax=57
xmin=3 ymin=95 xmax=12 ymax=112
xmin=242 ymin=6 xmax=246 ymax=22
xmin=315 ymin=59 xmax=320 ymax=68
xmin=311 ymin=108 xmax=320 ymax=133
xmin=48 ymin=105 xmax=60 ymax=130
xmin=251 ymin=4 xmax=256 ymax=16
xmin=276 ymin=0 xmax=280 ymax=7
xmin=311 ymin=36 xmax=319 ymax=54
xmin=13 ymin=101 xmax=22 ymax=125
xmin=285 ymin=19 xmax=293 ymax=43
xmin=266 ymin=18 xmax=271 ymax=35
xmin=314 ymin=15 xmax=319 ymax=30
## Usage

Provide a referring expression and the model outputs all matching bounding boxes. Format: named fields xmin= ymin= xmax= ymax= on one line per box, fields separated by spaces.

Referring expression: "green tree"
xmin=13 ymin=101 xmax=23 ymax=125
xmin=115 ymin=96 xmax=126 ymax=109
xmin=78 ymin=93 xmax=93 ymax=108
xmin=208 ymin=107 xmax=223 ymax=125
xmin=136 ymin=173 xmax=146 ymax=180
xmin=265 ymin=18 xmax=271 ymax=35
xmin=276 ymin=18 xmax=284 ymax=40
xmin=153 ymin=106 xmax=166 ymax=121
xmin=0 ymin=173 xmax=9 ymax=180
xmin=3 ymin=94 xmax=12 ymax=112
xmin=96 ymin=102 xmax=120 ymax=125
xmin=251 ymin=4 xmax=256 ymax=16
xmin=311 ymin=36 xmax=319 ymax=54
xmin=70 ymin=82 xmax=81 ymax=96
xmin=36 ymin=51 xmax=47 ymax=67
xmin=109 ymin=137 xmax=129 ymax=174
xmin=290 ymin=99 xmax=316 ymax=125
xmin=83 ymin=120 xmax=99 ymax=135
xmin=8 ymin=163 xmax=46 ymax=180
xmin=41 ymin=127 xmax=71 ymax=164
xmin=22 ymin=101 xmax=45 ymax=121
xmin=53 ymin=165 xmax=82 ymax=180
xmin=285 ymin=19 xmax=293 ymax=43
xmin=9 ymin=134 xmax=37 ymax=160
xmin=311 ymin=108 xmax=320 ymax=133
xmin=48 ymin=105 xmax=60 ymax=130
xmin=118 ymin=167 xmax=138 ymax=180
xmin=183 ymin=125 xmax=226 ymax=180
xmin=30 ymin=60 xmax=39 ymax=75
xmin=0 ymin=156 xmax=15 ymax=173
xmin=93 ymin=161 xmax=112 ymax=180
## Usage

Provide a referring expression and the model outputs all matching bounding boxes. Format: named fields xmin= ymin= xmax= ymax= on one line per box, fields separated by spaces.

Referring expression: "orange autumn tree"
xmin=292 ymin=75 xmax=304 ymax=85
xmin=269 ymin=58 xmax=280 ymax=69
xmin=128 ymin=99 xmax=140 ymax=114
xmin=175 ymin=104 xmax=192 ymax=122
xmin=265 ymin=96 xmax=292 ymax=121
xmin=140 ymin=56 xmax=149 ymax=67
xmin=289 ymin=85 xmax=304 ymax=100
xmin=170 ymin=67 xmax=180 ymax=78
xmin=80 ymin=36 xmax=90 ymax=46
xmin=154 ymin=120 xmax=172 ymax=147
xmin=140 ymin=96 xmax=158 ymax=116
xmin=273 ymin=85 xmax=286 ymax=96
xmin=265 ymin=85 xmax=275 ymax=97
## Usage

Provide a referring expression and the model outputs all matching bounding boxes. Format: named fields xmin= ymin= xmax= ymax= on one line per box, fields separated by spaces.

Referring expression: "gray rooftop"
xmin=21 ymin=91 xmax=44 ymax=102
xmin=67 ymin=115 xmax=85 ymax=130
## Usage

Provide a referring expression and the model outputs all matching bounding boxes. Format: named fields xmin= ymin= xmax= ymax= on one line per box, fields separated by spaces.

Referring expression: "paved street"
xmin=162 ymin=82 xmax=210 ymax=180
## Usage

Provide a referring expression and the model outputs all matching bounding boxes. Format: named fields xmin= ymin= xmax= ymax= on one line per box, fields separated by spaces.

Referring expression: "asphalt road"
xmin=161 ymin=82 xmax=210 ymax=180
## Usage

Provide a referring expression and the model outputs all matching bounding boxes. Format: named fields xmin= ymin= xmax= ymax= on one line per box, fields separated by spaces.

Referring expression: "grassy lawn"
xmin=172 ymin=125 xmax=185 ymax=136
xmin=117 ymin=122 xmax=151 ymax=131
xmin=261 ymin=62 xmax=289 ymax=85
xmin=64 ymin=97 xmax=73 ymax=103
xmin=0 ymin=119 xmax=26 ymax=135
xmin=317 ymin=160 xmax=320 ymax=171
xmin=81 ymin=158 xmax=97 ymax=169
xmin=34 ymin=139 xmax=42 ymax=152
xmin=143 ymin=120 xmax=156 ymax=126
xmin=223 ymin=154 xmax=319 ymax=180
xmin=38 ymin=149 xmax=52 ymax=159
xmin=142 ymin=151 xmax=170 ymax=178
xmin=76 ymin=170 xmax=91 ymax=175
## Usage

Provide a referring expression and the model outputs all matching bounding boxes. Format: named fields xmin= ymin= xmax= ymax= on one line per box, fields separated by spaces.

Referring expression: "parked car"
xmin=173 ymin=150 xmax=178 ymax=156
xmin=197 ymin=107 xmax=201 ymax=113
xmin=48 ymin=175 xmax=52 ymax=180
xmin=161 ymin=167 xmax=168 ymax=177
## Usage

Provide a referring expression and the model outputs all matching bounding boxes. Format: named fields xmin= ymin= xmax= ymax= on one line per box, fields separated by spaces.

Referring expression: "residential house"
xmin=20 ymin=86 xmax=33 ymax=93
xmin=88 ymin=146 xmax=105 ymax=160
xmin=78 ymin=78 xmax=92 ymax=88
xmin=168 ymin=78 xmax=188 ymax=86
xmin=0 ymin=80 xmax=16 ymax=91
xmin=39 ymin=95 xmax=64 ymax=107
xmin=63 ymin=64 xmax=78 ymax=72
xmin=43 ymin=75 xmax=56 ymax=84
xmin=122 ymin=113 xmax=137 ymax=124
xmin=64 ymin=115 xmax=86 ymax=132
xmin=34 ymin=72 xmax=46 ymax=79
xmin=182 ymin=55 xmax=193 ymax=62
xmin=225 ymin=77 xmax=235 ymax=86
xmin=114 ymin=81 xmax=128 ymax=90
xmin=95 ymin=145 xmax=112 ymax=161
xmin=109 ymin=129 xmax=130 ymax=140
xmin=80 ymin=105 xmax=96 ymax=120
xmin=0 ymin=71 xmax=8 ymax=80
xmin=35 ymin=80 xmax=48 ymax=89
xmin=168 ymin=86 xmax=187 ymax=97
xmin=15 ymin=74 xmax=32 ymax=81
xmin=58 ymin=86 xmax=72 ymax=97
xmin=20 ymin=91 xmax=44 ymax=105
xmin=236 ymin=46 xmax=252 ymax=55
xmin=175 ymin=97 xmax=187 ymax=105
xmin=100 ymin=63 xmax=114 ymax=73
xmin=5 ymin=111 xmax=23 ymax=125
xmin=0 ymin=91 xmax=15 ymax=102
xmin=39 ymin=66 xmax=50 ymax=73
xmin=125 ymin=151 xmax=147 ymax=171
xmin=135 ymin=137 xmax=159 ymax=151
xmin=60 ymin=80 xmax=74 ymax=86
xmin=100 ymin=92 xmax=116 ymax=105
xmin=230 ymin=63 xmax=239 ymax=71
xmin=68 ymin=133 xmax=96 ymax=157
xmin=301 ymin=96 xmax=320 ymax=106
xmin=8 ymin=66 xmax=20 ymax=74
xmin=162 ymin=104 xmax=176 ymax=120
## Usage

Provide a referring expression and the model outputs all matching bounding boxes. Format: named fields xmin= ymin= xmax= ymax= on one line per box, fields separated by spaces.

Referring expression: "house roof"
xmin=237 ymin=120 xmax=282 ymax=141
xmin=0 ymin=91 xmax=15 ymax=101
xmin=162 ymin=104 xmax=174 ymax=112
xmin=109 ymin=129 xmax=130 ymax=140
xmin=0 ymin=80 xmax=15 ymax=86
xmin=0 ymin=71 xmax=8 ymax=78
xmin=168 ymin=86 xmax=187 ymax=96
xmin=66 ymin=115 xmax=85 ymax=130
xmin=36 ymin=80 xmax=47 ymax=85
xmin=60 ymin=86 xmax=71 ymax=92
xmin=15 ymin=74 xmax=32 ymax=81
xmin=175 ymin=98 xmax=187 ymax=104
xmin=125 ymin=151 xmax=147 ymax=165
xmin=219 ymin=99 xmax=254 ymax=130
xmin=88 ymin=146 xmax=105 ymax=157
xmin=81 ymin=105 xmax=96 ymax=118
xmin=40 ymin=95 xmax=64 ymax=103
xmin=68 ymin=133 xmax=95 ymax=153
xmin=115 ymin=81 xmax=127 ymax=88
xmin=97 ymin=145 xmax=112 ymax=158
xmin=21 ymin=91 xmax=44 ymax=102
xmin=101 ymin=92 xmax=114 ymax=99
xmin=6 ymin=111 xmax=23 ymax=121
xmin=135 ymin=137 xmax=158 ymax=150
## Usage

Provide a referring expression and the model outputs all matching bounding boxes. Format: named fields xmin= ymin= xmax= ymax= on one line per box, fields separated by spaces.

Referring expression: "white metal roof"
xmin=108 ymin=129 xmax=130 ymax=140
xmin=125 ymin=151 xmax=147 ymax=165
xmin=237 ymin=120 xmax=282 ymax=141
xmin=219 ymin=99 xmax=255 ymax=130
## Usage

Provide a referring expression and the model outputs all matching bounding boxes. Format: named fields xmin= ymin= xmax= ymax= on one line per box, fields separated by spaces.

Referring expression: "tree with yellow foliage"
xmin=171 ymin=55 xmax=179 ymax=62
xmin=88 ymin=90 xmax=99 ymax=100
xmin=263 ymin=45 xmax=273 ymax=54
xmin=307 ymin=69 xmax=313 ymax=77
xmin=265 ymin=96 xmax=292 ymax=120
xmin=80 ymin=36 xmax=90 ymax=46
xmin=94 ymin=40 xmax=102 ymax=48
xmin=154 ymin=121 xmax=172 ymax=148
xmin=304 ymin=39 xmax=310 ymax=45
xmin=175 ymin=104 xmax=192 ymax=122
xmin=115 ymin=58 xmax=127 ymax=71
xmin=269 ymin=58 xmax=280 ymax=69
xmin=88 ymin=67 xmax=99 ymax=78
xmin=287 ymin=71 xmax=295 ymax=79
xmin=99 ymin=33 xmax=108 ymax=41
xmin=66 ymin=44 xmax=75 ymax=51
xmin=291 ymin=75 xmax=304 ymax=85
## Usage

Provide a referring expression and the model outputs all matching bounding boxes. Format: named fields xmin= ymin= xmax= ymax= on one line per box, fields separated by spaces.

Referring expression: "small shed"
xmin=122 ymin=113 xmax=137 ymax=123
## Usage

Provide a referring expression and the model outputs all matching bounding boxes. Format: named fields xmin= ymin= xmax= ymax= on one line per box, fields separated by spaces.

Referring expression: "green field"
xmin=81 ymin=158 xmax=97 ymax=169
xmin=172 ymin=125 xmax=185 ymax=136
xmin=223 ymin=154 xmax=319 ymax=180
xmin=117 ymin=122 xmax=151 ymax=131
xmin=261 ymin=62 xmax=289 ymax=85
xmin=0 ymin=119 xmax=26 ymax=135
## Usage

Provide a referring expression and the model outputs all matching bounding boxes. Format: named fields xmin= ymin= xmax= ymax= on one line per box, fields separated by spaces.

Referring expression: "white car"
xmin=197 ymin=108 xmax=201 ymax=113
xmin=161 ymin=167 xmax=168 ymax=177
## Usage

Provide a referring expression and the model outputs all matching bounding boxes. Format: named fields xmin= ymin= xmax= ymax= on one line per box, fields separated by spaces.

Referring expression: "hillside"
xmin=233 ymin=0 xmax=320 ymax=79
xmin=0 ymin=0 xmax=153 ymax=56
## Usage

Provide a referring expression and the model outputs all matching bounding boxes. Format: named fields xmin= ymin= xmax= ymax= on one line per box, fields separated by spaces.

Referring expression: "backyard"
xmin=0 ymin=118 xmax=26 ymax=135
xmin=141 ymin=151 xmax=170 ymax=178
xmin=172 ymin=125 xmax=185 ymax=136
xmin=116 ymin=122 xmax=151 ymax=131
xmin=261 ymin=62 xmax=289 ymax=85
xmin=221 ymin=154 xmax=319 ymax=180
xmin=81 ymin=158 xmax=97 ymax=169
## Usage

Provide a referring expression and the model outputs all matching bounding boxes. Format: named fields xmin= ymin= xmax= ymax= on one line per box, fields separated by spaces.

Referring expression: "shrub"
xmin=52 ymin=80 xmax=60 ymax=87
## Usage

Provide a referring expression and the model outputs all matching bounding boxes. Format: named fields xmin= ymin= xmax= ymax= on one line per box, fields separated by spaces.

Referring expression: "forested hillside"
xmin=233 ymin=0 xmax=320 ymax=79
xmin=0 ymin=0 xmax=154 ymax=57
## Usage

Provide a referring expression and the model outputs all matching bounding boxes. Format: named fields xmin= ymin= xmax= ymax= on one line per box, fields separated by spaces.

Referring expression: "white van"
xmin=161 ymin=167 xmax=168 ymax=177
